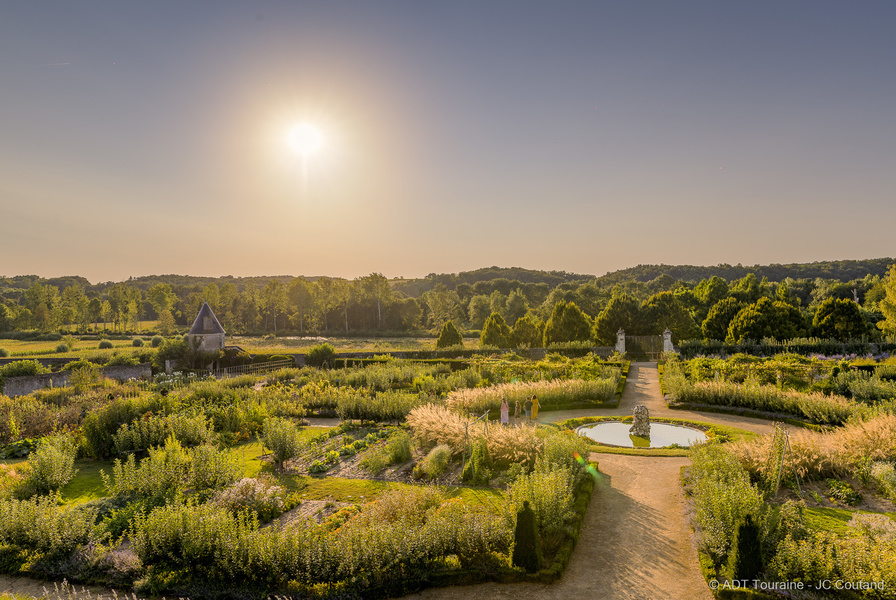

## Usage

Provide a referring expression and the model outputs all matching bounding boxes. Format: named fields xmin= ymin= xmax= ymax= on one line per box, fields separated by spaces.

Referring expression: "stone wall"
xmin=2 ymin=363 xmax=151 ymax=397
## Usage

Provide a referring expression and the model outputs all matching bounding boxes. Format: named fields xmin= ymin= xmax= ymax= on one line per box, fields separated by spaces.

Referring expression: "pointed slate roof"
xmin=188 ymin=302 xmax=225 ymax=335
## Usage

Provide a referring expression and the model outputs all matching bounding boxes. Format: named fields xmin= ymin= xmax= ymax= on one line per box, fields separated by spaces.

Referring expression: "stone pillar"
xmin=663 ymin=328 xmax=674 ymax=353
xmin=615 ymin=329 xmax=626 ymax=354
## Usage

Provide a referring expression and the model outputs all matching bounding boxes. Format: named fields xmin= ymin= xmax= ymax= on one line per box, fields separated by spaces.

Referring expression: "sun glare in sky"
xmin=288 ymin=123 xmax=324 ymax=156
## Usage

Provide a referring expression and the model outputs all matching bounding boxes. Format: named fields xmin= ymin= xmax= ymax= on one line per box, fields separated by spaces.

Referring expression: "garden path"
xmin=402 ymin=453 xmax=713 ymax=600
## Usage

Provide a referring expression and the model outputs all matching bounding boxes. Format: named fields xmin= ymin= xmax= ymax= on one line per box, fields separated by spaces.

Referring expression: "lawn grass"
xmin=60 ymin=458 xmax=115 ymax=503
xmin=0 ymin=338 xmax=146 ymax=360
xmin=803 ymin=506 xmax=896 ymax=536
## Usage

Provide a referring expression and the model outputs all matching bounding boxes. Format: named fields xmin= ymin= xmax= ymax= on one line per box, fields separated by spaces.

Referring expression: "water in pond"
xmin=576 ymin=422 xmax=708 ymax=448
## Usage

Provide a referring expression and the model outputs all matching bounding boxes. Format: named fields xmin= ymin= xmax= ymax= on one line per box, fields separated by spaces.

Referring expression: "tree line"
xmin=1 ymin=264 xmax=895 ymax=345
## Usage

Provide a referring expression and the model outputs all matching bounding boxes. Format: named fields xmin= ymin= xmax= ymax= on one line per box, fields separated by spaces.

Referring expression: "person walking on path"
xmin=514 ymin=399 xmax=521 ymax=424
xmin=500 ymin=398 xmax=509 ymax=425
xmin=531 ymin=394 xmax=540 ymax=420
xmin=524 ymin=396 xmax=533 ymax=422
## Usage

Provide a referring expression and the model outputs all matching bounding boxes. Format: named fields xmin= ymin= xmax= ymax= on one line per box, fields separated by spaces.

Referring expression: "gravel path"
xmin=1 ymin=363 xmax=764 ymax=600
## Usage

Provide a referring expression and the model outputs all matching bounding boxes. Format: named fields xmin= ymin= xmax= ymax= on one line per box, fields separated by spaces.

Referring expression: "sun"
xmin=288 ymin=123 xmax=324 ymax=156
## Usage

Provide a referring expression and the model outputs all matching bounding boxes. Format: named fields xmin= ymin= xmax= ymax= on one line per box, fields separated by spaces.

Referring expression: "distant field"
xmin=0 ymin=335 xmax=482 ymax=359
xmin=232 ymin=335 xmax=479 ymax=354
xmin=0 ymin=338 xmax=149 ymax=359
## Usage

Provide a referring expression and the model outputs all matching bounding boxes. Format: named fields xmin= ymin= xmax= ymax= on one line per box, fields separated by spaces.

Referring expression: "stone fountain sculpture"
xmin=629 ymin=404 xmax=651 ymax=437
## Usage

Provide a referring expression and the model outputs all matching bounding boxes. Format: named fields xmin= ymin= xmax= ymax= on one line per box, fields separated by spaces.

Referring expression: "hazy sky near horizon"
xmin=2 ymin=1 xmax=895 ymax=284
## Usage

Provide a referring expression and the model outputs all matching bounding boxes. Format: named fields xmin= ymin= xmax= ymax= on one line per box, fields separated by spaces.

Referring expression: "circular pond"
xmin=576 ymin=421 xmax=708 ymax=448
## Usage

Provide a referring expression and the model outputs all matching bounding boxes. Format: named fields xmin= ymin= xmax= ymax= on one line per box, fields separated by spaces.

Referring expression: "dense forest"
xmin=1 ymin=258 xmax=895 ymax=345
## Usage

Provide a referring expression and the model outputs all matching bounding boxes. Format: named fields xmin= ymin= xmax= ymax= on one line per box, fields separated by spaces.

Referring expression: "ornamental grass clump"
xmin=731 ymin=413 xmax=896 ymax=479
xmin=671 ymin=379 xmax=854 ymax=425
xmin=407 ymin=403 xmax=544 ymax=467
xmin=446 ymin=376 xmax=618 ymax=414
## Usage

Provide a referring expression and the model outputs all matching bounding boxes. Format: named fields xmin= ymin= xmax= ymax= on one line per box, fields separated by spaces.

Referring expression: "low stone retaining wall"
xmin=2 ymin=363 xmax=151 ymax=397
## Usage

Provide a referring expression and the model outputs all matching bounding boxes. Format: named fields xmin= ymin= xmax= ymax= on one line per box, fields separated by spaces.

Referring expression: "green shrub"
xmin=105 ymin=353 xmax=139 ymax=367
xmin=99 ymin=340 xmax=113 ymax=349
xmin=189 ymin=443 xmax=243 ymax=491
xmin=336 ymin=389 xmax=427 ymax=422
xmin=688 ymin=443 xmax=763 ymax=566
xmin=770 ymin=526 xmax=896 ymax=592
xmin=0 ymin=349 xmax=8 ymax=358
xmin=82 ymin=395 xmax=177 ymax=459
xmin=305 ymin=343 xmax=337 ymax=369
xmin=509 ymin=466 xmax=576 ymax=546
xmin=213 ymin=477 xmax=287 ymax=522
xmin=151 ymin=335 xmax=163 ymax=348
xmin=102 ymin=436 xmax=238 ymax=499
xmin=0 ymin=494 xmax=96 ymax=555
xmin=262 ymin=417 xmax=303 ymax=465
xmin=480 ymin=313 xmax=511 ymax=349
xmin=870 ymin=461 xmax=896 ymax=501
xmin=825 ymin=478 xmax=861 ymax=505
xmin=386 ymin=430 xmax=412 ymax=463
xmin=112 ymin=412 xmax=215 ymax=455
xmin=25 ymin=433 xmax=79 ymax=494
xmin=152 ymin=337 xmax=188 ymax=371
xmin=132 ymin=338 xmax=144 ymax=347
xmin=462 ymin=438 xmax=492 ymax=485
xmin=55 ymin=343 xmax=69 ymax=353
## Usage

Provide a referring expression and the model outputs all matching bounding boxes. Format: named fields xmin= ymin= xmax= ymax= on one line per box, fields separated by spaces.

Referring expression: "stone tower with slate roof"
xmin=187 ymin=302 xmax=226 ymax=353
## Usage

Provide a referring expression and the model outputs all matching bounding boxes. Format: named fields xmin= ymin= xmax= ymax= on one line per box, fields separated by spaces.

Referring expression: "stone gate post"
xmin=663 ymin=328 xmax=674 ymax=353
xmin=616 ymin=329 xmax=626 ymax=354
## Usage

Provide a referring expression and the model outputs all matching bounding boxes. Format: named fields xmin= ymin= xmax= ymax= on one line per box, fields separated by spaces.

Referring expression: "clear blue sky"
xmin=2 ymin=1 xmax=894 ymax=283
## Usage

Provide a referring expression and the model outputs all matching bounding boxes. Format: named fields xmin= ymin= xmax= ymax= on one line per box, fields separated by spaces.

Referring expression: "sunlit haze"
xmin=2 ymin=2 xmax=895 ymax=282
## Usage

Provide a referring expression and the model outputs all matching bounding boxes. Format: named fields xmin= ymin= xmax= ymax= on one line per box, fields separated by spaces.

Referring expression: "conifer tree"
xmin=878 ymin=264 xmax=896 ymax=338
xmin=436 ymin=320 xmax=463 ymax=348
xmin=480 ymin=312 xmax=511 ymax=348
